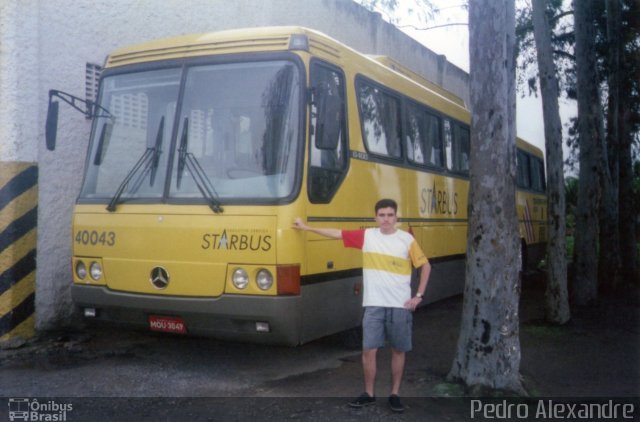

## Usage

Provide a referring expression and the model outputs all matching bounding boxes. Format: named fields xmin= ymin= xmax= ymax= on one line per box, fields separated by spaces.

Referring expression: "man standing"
xmin=293 ymin=198 xmax=430 ymax=413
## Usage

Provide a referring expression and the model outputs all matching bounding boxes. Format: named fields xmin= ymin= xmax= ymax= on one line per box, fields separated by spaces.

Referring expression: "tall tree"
xmin=516 ymin=0 xmax=574 ymax=105
xmin=448 ymin=0 xmax=523 ymax=393
xmin=618 ymin=37 xmax=639 ymax=284
xmin=573 ymin=0 xmax=604 ymax=305
xmin=531 ymin=0 xmax=570 ymax=323
xmin=610 ymin=0 xmax=639 ymax=285
xmin=518 ymin=0 xmax=640 ymax=291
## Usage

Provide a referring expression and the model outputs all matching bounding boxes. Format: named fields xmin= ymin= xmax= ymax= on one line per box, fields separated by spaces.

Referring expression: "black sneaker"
xmin=388 ymin=394 xmax=404 ymax=413
xmin=348 ymin=392 xmax=376 ymax=408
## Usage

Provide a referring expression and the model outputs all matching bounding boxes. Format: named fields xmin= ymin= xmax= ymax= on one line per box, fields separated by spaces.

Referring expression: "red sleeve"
xmin=342 ymin=229 xmax=365 ymax=249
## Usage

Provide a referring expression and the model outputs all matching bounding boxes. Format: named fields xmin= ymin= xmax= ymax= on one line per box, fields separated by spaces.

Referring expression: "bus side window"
xmin=308 ymin=62 xmax=348 ymax=203
xmin=406 ymin=103 xmax=425 ymax=164
xmin=539 ymin=158 xmax=546 ymax=191
xmin=530 ymin=156 xmax=546 ymax=192
xmin=357 ymin=81 xmax=402 ymax=159
xmin=517 ymin=150 xmax=531 ymax=189
xmin=445 ymin=119 xmax=454 ymax=171
xmin=406 ymin=103 xmax=443 ymax=168
xmin=444 ymin=120 xmax=470 ymax=175
xmin=456 ymin=125 xmax=470 ymax=173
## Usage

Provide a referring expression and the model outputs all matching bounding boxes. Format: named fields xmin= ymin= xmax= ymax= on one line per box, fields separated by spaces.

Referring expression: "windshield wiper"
xmin=177 ymin=117 xmax=224 ymax=214
xmin=106 ymin=117 xmax=164 ymax=212
xmin=176 ymin=117 xmax=189 ymax=189
xmin=148 ymin=117 xmax=164 ymax=186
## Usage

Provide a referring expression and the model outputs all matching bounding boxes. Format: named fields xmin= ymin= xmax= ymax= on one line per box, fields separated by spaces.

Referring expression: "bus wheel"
xmin=520 ymin=239 xmax=528 ymax=273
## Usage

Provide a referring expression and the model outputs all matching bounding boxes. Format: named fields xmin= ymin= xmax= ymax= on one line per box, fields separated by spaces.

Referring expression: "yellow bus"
xmin=46 ymin=27 xmax=546 ymax=345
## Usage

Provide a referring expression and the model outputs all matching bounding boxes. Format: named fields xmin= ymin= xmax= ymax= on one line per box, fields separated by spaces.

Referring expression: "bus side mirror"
xmin=45 ymin=100 xmax=59 ymax=151
xmin=314 ymin=88 xmax=341 ymax=151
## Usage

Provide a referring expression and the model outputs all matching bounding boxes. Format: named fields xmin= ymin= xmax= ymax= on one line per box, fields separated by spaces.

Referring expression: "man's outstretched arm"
xmin=292 ymin=217 xmax=343 ymax=239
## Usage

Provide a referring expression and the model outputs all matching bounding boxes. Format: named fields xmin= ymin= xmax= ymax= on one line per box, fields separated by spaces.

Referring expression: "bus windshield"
xmin=80 ymin=60 xmax=302 ymax=205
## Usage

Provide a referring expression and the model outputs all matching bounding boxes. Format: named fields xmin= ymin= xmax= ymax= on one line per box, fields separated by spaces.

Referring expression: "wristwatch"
xmin=416 ymin=292 xmax=423 ymax=299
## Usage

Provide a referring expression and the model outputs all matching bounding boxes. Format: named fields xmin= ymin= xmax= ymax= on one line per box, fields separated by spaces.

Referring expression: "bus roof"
xmin=105 ymin=26 xmax=541 ymax=154
xmin=516 ymin=137 xmax=544 ymax=158
xmin=105 ymin=26 xmax=470 ymax=114
xmin=106 ymin=26 xmax=337 ymax=68
xmin=367 ymin=55 xmax=466 ymax=108
xmin=105 ymin=28 xmax=458 ymax=100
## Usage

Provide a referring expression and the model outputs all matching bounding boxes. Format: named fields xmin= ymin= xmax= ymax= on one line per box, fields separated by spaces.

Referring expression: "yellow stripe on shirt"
xmin=363 ymin=252 xmax=412 ymax=276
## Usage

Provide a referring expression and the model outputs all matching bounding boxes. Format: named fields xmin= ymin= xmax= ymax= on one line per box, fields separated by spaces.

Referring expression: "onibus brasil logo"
xmin=8 ymin=398 xmax=73 ymax=421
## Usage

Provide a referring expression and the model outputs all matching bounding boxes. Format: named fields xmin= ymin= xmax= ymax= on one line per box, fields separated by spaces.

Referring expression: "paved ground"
xmin=242 ymin=272 xmax=639 ymax=398
xmin=1 ymin=272 xmax=638 ymax=421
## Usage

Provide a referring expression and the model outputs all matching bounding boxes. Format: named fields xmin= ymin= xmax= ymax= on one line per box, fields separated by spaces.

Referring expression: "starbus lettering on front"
xmin=201 ymin=230 xmax=272 ymax=251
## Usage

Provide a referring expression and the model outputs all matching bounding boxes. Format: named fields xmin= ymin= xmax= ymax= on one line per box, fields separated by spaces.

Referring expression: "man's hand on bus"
xmin=292 ymin=217 xmax=308 ymax=231
xmin=292 ymin=218 xmax=343 ymax=239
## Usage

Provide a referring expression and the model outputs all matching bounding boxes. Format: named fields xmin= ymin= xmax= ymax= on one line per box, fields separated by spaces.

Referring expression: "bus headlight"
xmin=75 ymin=261 xmax=87 ymax=280
xmin=232 ymin=268 xmax=249 ymax=289
xmin=256 ymin=269 xmax=273 ymax=291
xmin=90 ymin=261 xmax=103 ymax=281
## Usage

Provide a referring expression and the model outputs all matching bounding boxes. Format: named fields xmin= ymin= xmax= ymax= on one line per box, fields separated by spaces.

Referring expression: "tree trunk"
xmin=531 ymin=0 xmax=570 ymax=324
xmin=573 ymin=0 xmax=604 ymax=306
xmin=598 ymin=0 xmax=622 ymax=292
xmin=448 ymin=0 xmax=523 ymax=393
xmin=619 ymin=118 xmax=637 ymax=284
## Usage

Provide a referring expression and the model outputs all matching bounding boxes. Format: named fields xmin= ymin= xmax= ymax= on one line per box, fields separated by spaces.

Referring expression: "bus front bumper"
xmin=71 ymin=284 xmax=302 ymax=346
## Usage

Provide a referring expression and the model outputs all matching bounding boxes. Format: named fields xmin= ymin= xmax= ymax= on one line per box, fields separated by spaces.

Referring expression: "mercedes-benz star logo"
xmin=150 ymin=266 xmax=170 ymax=289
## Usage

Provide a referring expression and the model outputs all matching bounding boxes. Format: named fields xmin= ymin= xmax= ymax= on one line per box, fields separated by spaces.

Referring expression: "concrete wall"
xmin=0 ymin=1 xmax=40 ymax=343
xmin=0 ymin=0 xmax=469 ymax=333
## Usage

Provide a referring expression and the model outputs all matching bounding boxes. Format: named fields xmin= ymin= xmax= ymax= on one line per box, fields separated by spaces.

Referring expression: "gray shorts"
xmin=362 ymin=306 xmax=413 ymax=352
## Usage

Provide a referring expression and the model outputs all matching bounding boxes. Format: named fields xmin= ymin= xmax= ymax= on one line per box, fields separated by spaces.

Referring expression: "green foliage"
xmin=432 ymin=382 xmax=465 ymax=397
xmin=565 ymin=161 xmax=640 ymax=260
xmin=522 ymin=322 xmax=567 ymax=337
xmin=564 ymin=176 xmax=578 ymax=231
xmin=515 ymin=0 xmax=575 ymax=98
xmin=565 ymin=235 xmax=574 ymax=262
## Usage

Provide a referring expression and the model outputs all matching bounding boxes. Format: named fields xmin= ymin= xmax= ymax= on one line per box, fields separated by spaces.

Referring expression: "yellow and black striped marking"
xmin=0 ymin=162 xmax=37 ymax=342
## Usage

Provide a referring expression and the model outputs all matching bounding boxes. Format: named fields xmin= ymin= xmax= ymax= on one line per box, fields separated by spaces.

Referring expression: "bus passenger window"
xmin=517 ymin=150 xmax=531 ymax=189
xmin=539 ymin=159 xmax=546 ymax=191
xmin=406 ymin=103 xmax=425 ymax=164
xmin=444 ymin=120 xmax=453 ymax=170
xmin=406 ymin=103 xmax=442 ymax=168
xmin=530 ymin=156 xmax=546 ymax=192
xmin=357 ymin=81 xmax=401 ymax=159
xmin=426 ymin=113 xmax=443 ymax=167
xmin=457 ymin=126 xmax=470 ymax=173
xmin=444 ymin=120 xmax=469 ymax=174
xmin=308 ymin=62 xmax=348 ymax=203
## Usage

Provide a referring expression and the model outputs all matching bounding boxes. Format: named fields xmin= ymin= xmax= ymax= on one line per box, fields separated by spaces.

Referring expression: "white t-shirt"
xmin=342 ymin=228 xmax=428 ymax=308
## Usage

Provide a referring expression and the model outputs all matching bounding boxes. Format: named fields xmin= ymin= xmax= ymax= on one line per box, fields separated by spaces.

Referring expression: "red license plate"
xmin=148 ymin=315 xmax=187 ymax=334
